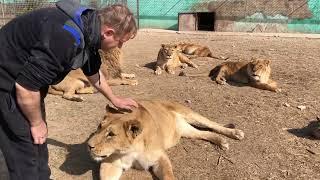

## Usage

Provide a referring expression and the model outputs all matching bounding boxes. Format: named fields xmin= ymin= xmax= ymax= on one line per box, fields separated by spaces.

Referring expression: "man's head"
xmin=98 ymin=4 xmax=137 ymax=50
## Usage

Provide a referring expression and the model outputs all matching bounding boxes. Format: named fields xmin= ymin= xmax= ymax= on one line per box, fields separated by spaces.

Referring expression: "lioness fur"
xmin=88 ymin=99 xmax=245 ymax=180
xmin=154 ymin=43 xmax=198 ymax=75
xmin=176 ymin=42 xmax=221 ymax=59
xmin=48 ymin=48 xmax=137 ymax=102
xmin=180 ymin=58 xmax=280 ymax=92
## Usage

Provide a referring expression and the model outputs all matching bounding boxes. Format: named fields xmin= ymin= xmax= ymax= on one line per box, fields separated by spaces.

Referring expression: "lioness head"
xmin=247 ymin=58 xmax=271 ymax=83
xmin=88 ymin=105 xmax=144 ymax=162
xmin=160 ymin=44 xmax=178 ymax=58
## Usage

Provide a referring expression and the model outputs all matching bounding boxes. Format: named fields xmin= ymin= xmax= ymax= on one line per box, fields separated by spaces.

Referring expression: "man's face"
xmin=100 ymin=25 xmax=132 ymax=51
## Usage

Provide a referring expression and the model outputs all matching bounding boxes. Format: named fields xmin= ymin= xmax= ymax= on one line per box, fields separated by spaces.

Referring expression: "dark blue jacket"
xmin=0 ymin=0 xmax=101 ymax=92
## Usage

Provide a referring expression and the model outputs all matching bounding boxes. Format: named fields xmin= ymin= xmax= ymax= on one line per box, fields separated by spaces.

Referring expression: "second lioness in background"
xmin=180 ymin=58 xmax=280 ymax=92
xmin=49 ymin=48 xmax=137 ymax=102
xmin=176 ymin=42 xmax=223 ymax=59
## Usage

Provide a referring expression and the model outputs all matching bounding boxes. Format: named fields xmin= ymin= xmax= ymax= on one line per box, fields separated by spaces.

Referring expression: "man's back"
xmin=0 ymin=7 xmax=77 ymax=92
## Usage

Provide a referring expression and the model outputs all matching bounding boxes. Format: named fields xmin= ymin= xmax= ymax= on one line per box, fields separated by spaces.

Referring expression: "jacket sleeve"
xmin=15 ymin=24 xmax=77 ymax=90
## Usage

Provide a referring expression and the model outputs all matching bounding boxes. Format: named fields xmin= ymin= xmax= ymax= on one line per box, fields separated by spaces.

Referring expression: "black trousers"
xmin=0 ymin=90 xmax=50 ymax=180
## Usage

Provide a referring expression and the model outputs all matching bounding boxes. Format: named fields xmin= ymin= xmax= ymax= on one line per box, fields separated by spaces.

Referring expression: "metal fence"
xmin=136 ymin=0 xmax=319 ymax=21
xmin=134 ymin=0 xmax=319 ymax=33
xmin=1 ymin=0 xmax=319 ymax=32
xmin=0 ymin=0 xmax=137 ymax=27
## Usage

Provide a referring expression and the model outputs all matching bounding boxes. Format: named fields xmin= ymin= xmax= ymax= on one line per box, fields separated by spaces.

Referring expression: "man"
xmin=0 ymin=0 xmax=138 ymax=179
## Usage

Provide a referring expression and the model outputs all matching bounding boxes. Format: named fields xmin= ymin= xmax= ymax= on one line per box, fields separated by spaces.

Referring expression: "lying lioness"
xmin=176 ymin=42 xmax=223 ymax=59
xmin=180 ymin=58 xmax=280 ymax=92
xmin=88 ymin=99 xmax=244 ymax=180
xmin=49 ymin=48 xmax=137 ymax=101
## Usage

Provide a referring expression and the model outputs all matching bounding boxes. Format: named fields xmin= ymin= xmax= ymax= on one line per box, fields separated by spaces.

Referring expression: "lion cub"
xmin=88 ymin=99 xmax=244 ymax=180
xmin=48 ymin=48 xmax=137 ymax=102
xmin=154 ymin=44 xmax=198 ymax=75
xmin=181 ymin=58 xmax=280 ymax=92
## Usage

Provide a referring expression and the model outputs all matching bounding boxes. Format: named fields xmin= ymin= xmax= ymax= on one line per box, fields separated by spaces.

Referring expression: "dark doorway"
xmin=197 ymin=12 xmax=215 ymax=31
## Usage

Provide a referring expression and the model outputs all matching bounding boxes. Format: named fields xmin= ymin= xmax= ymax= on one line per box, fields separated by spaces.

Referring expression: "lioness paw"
xmin=216 ymin=78 xmax=226 ymax=85
xmin=122 ymin=73 xmax=136 ymax=79
xmin=220 ymin=139 xmax=229 ymax=150
xmin=130 ymin=80 xmax=138 ymax=86
xmin=180 ymin=63 xmax=188 ymax=69
xmin=155 ymin=69 xmax=162 ymax=75
xmin=167 ymin=69 xmax=175 ymax=74
xmin=232 ymin=129 xmax=245 ymax=140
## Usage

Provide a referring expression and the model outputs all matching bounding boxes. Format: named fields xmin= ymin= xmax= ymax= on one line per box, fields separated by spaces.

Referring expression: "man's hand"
xmin=111 ymin=96 xmax=138 ymax=110
xmin=87 ymin=71 xmax=138 ymax=110
xmin=30 ymin=120 xmax=48 ymax=144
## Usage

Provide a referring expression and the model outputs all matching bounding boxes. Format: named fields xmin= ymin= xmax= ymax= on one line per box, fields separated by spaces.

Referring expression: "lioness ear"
xmin=265 ymin=59 xmax=271 ymax=65
xmin=105 ymin=104 xmax=123 ymax=114
xmin=123 ymin=120 xmax=142 ymax=140
xmin=161 ymin=44 xmax=165 ymax=48
xmin=250 ymin=57 xmax=258 ymax=64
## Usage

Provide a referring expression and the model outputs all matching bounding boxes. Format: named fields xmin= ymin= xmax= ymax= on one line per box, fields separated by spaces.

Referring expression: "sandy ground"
xmin=1 ymin=30 xmax=320 ymax=180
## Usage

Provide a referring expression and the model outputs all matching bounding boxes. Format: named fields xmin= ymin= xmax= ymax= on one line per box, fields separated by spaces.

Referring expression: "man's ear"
xmin=123 ymin=120 xmax=142 ymax=140
xmin=101 ymin=28 xmax=115 ymax=40
xmin=105 ymin=29 xmax=114 ymax=36
xmin=250 ymin=57 xmax=258 ymax=64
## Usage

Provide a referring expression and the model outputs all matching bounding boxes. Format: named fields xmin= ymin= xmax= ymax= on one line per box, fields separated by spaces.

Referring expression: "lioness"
xmin=180 ymin=58 xmax=280 ymax=92
xmin=154 ymin=44 xmax=198 ymax=75
xmin=88 ymin=99 xmax=245 ymax=180
xmin=176 ymin=42 xmax=222 ymax=59
xmin=49 ymin=48 xmax=137 ymax=102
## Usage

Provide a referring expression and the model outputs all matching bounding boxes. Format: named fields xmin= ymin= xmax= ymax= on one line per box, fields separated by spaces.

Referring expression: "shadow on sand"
xmin=287 ymin=118 xmax=320 ymax=140
xmin=47 ymin=136 xmax=99 ymax=180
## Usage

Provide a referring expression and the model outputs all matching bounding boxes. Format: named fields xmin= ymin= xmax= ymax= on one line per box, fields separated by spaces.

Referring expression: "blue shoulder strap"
xmin=63 ymin=23 xmax=81 ymax=46
xmin=56 ymin=0 xmax=93 ymax=69
xmin=73 ymin=6 xmax=88 ymax=31
xmin=62 ymin=6 xmax=89 ymax=46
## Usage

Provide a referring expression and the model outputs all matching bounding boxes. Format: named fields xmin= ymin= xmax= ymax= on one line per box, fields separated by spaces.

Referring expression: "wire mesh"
xmin=0 ymin=0 xmax=137 ymax=27
xmin=0 ymin=0 xmax=319 ymax=30
xmin=138 ymin=0 xmax=316 ymax=21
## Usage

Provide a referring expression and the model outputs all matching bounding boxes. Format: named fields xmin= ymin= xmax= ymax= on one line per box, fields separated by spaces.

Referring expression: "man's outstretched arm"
xmin=86 ymin=71 xmax=138 ymax=110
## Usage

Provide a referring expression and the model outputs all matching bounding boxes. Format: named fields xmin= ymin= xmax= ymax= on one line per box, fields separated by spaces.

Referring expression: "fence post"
xmin=136 ymin=0 xmax=139 ymax=29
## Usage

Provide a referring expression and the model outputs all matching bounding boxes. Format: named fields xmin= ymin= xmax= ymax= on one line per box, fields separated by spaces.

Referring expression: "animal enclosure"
xmin=46 ymin=30 xmax=320 ymax=179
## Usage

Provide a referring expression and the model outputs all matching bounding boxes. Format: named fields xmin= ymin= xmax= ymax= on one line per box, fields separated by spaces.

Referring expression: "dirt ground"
xmin=45 ymin=30 xmax=320 ymax=180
